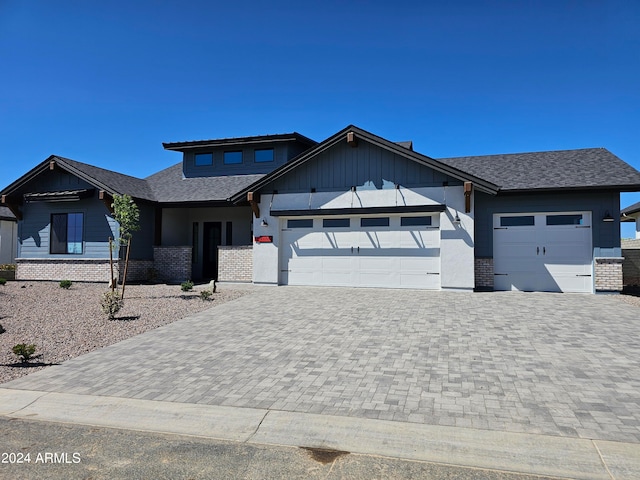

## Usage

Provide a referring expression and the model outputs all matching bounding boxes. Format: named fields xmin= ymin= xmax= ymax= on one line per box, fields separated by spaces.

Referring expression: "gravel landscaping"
xmin=0 ymin=281 xmax=253 ymax=384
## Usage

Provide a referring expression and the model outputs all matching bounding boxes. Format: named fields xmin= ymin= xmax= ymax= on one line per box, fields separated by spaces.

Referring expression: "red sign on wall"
xmin=254 ymin=236 xmax=273 ymax=243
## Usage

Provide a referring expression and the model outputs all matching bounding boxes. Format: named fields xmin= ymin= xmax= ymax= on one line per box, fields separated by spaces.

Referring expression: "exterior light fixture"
xmin=602 ymin=211 xmax=614 ymax=222
xmin=261 ymin=219 xmax=269 ymax=227
xmin=453 ymin=213 xmax=461 ymax=224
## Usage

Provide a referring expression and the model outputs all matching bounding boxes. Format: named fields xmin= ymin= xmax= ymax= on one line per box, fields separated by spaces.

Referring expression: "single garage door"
xmin=281 ymin=214 xmax=440 ymax=289
xmin=493 ymin=212 xmax=593 ymax=293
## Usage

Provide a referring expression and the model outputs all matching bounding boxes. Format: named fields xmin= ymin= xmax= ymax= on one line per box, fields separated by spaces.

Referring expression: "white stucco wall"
xmin=252 ymin=185 xmax=475 ymax=289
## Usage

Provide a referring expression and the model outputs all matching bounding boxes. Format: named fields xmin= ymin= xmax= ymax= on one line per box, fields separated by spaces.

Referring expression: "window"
xmin=401 ymin=216 xmax=432 ymax=227
xmin=51 ymin=213 xmax=83 ymax=254
xmin=287 ymin=219 xmax=313 ymax=228
xmin=500 ymin=216 xmax=534 ymax=227
xmin=223 ymin=151 xmax=242 ymax=164
xmin=255 ymin=148 xmax=274 ymax=163
xmin=361 ymin=217 xmax=389 ymax=227
xmin=546 ymin=214 xmax=583 ymax=226
xmin=323 ymin=218 xmax=350 ymax=228
xmin=195 ymin=153 xmax=213 ymax=166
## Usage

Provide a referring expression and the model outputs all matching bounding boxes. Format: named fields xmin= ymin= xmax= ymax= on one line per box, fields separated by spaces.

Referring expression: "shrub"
xmin=0 ymin=278 xmax=6 ymax=286
xmin=0 ymin=324 xmax=5 ymax=335
xmin=181 ymin=280 xmax=194 ymax=292
xmin=0 ymin=264 xmax=16 ymax=271
xmin=200 ymin=290 xmax=212 ymax=302
xmin=101 ymin=290 xmax=124 ymax=320
xmin=13 ymin=343 xmax=37 ymax=363
xmin=59 ymin=280 xmax=72 ymax=289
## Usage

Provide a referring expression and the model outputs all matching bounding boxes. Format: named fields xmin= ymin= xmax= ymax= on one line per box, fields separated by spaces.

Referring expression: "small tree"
xmin=111 ymin=194 xmax=140 ymax=300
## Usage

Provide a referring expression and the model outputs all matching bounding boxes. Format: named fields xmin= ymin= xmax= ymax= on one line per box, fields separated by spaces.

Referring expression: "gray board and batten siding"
xmin=18 ymin=194 xmax=118 ymax=260
xmin=474 ymin=190 xmax=621 ymax=258
xmin=265 ymin=140 xmax=462 ymax=195
xmin=182 ymin=142 xmax=311 ymax=178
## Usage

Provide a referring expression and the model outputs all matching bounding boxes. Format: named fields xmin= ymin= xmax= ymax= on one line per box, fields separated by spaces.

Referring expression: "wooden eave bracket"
xmin=1 ymin=195 xmax=22 ymax=221
xmin=247 ymin=192 xmax=260 ymax=218
xmin=464 ymin=182 xmax=473 ymax=213
xmin=347 ymin=131 xmax=358 ymax=148
xmin=99 ymin=190 xmax=114 ymax=214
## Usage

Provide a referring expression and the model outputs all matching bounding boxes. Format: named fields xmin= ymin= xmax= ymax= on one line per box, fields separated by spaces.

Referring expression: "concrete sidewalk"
xmin=1 ymin=388 xmax=638 ymax=479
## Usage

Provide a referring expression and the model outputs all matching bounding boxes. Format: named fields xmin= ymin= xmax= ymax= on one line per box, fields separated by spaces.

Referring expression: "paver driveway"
xmin=4 ymin=287 xmax=640 ymax=443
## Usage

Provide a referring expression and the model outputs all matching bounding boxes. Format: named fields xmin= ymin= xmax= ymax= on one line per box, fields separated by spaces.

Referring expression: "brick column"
xmin=594 ymin=257 xmax=623 ymax=292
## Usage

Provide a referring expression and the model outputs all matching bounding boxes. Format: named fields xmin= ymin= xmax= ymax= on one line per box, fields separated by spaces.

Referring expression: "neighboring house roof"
xmin=163 ymin=132 xmax=317 ymax=151
xmin=0 ymin=206 xmax=16 ymax=221
xmin=621 ymin=201 xmax=640 ymax=219
xmin=438 ymin=148 xmax=640 ymax=193
xmin=146 ymin=163 xmax=265 ymax=204
xmin=230 ymin=125 xmax=502 ymax=203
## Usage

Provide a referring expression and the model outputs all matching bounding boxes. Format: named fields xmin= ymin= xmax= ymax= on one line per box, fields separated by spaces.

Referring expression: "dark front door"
xmin=203 ymin=222 xmax=222 ymax=280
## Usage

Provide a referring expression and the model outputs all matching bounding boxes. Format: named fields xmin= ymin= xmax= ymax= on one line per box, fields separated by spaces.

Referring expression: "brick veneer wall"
xmin=16 ymin=258 xmax=117 ymax=282
xmin=153 ymin=246 xmax=192 ymax=282
xmin=594 ymin=257 xmax=623 ymax=292
xmin=118 ymin=259 xmax=154 ymax=283
xmin=218 ymin=245 xmax=253 ymax=282
xmin=622 ymin=248 xmax=640 ymax=286
xmin=474 ymin=257 xmax=493 ymax=290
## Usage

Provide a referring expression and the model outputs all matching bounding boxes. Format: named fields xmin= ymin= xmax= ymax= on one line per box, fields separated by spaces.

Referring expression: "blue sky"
xmin=1 ymin=1 xmax=639 ymax=236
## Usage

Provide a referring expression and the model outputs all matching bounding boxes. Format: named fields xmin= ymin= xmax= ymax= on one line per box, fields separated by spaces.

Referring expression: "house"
xmin=0 ymin=206 xmax=17 ymax=264
xmin=2 ymin=125 xmax=640 ymax=293
xmin=621 ymin=201 xmax=640 ymax=239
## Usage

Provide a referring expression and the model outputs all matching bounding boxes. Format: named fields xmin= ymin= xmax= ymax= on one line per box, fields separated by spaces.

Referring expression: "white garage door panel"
xmin=494 ymin=212 xmax=592 ymax=293
xmin=281 ymin=215 xmax=441 ymax=289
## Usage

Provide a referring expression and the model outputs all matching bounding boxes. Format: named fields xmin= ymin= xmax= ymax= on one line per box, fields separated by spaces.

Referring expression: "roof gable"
xmin=230 ymin=125 xmax=500 ymax=202
xmin=0 ymin=156 xmax=156 ymax=202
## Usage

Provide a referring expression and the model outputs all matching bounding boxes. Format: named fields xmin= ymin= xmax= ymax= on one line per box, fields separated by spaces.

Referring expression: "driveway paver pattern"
xmin=5 ymin=287 xmax=640 ymax=443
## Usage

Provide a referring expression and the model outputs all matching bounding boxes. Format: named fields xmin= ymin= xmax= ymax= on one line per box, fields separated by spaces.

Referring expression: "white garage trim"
xmin=493 ymin=211 xmax=593 ymax=293
xmin=280 ymin=213 xmax=441 ymax=289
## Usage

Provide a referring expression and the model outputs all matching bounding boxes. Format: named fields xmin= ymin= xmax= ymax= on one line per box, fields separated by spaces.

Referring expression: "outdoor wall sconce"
xmin=602 ymin=211 xmax=614 ymax=222
xmin=261 ymin=219 xmax=269 ymax=227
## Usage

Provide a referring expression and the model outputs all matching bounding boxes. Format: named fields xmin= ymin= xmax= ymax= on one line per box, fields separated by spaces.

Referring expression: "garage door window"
xmin=500 ymin=216 xmax=534 ymax=227
xmin=287 ymin=219 xmax=313 ymax=228
xmin=361 ymin=217 xmax=390 ymax=227
xmin=401 ymin=216 xmax=432 ymax=226
xmin=323 ymin=218 xmax=350 ymax=228
xmin=546 ymin=214 xmax=583 ymax=226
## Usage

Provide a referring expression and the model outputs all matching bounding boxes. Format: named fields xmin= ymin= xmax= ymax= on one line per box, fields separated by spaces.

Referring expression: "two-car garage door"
xmin=280 ymin=214 xmax=440 ymax=289
xmin=493 ymin=212 xmax=593 ymax=293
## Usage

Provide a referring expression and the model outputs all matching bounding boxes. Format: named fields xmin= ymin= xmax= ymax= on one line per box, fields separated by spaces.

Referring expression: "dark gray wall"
xmin=267 ymin=141 xmax=460 ymax=194
xmin=474 ymin=190 xmax=621 ymax=257
xmin=183 ymin=142 xmax=306 ymax=178
xmin=18 ymin=194 xmax=117 ymax=259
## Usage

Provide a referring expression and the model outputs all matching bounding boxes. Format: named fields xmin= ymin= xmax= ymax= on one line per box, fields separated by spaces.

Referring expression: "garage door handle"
xmin=543 ymin=247 xmax=546 ymax=255
xmin=351 ymin=246 xmax=353 ymax=253
xmin=537 ymin=247 xmax=539 ymax=255
xmin=357 ymin=246 xmax=360 ymax=253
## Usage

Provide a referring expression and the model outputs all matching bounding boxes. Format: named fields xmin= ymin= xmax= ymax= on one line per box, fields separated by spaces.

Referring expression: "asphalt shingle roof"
xmin=438 ymin=148 xmax=640 ymax=192
xmin=146 ymin=163 xmax=265 ymax=203
xmin=622 ymin=201 xmax=640 ymax=217
xmin=56 ymin=157 xmax=157 ymax=201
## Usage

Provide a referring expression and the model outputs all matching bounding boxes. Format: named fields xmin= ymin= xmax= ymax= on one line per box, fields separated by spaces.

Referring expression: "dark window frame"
xmin=323 ymin=218 xmax=350 ymax=228
xmin=546 ymin=214 xmax=584 ymax=226
xmin=287 ymin=218 xmax=313 ymax=228
xmin=223 ymin=151 xmax=243 ymax=165
xmin=400 ymin=216 xmax=433 ymax=227
xmin=254 ymin=148 xmax=274 ymax=163
xmin=361 ymin=217 xmax=390 ymax=227
xmin=50 ymin=212 xmax=84 ymax=254
xmin=195 ymin=153 xmax=213 ymax=166
xmin=500 ymin=215 xmax=535 ymax=227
